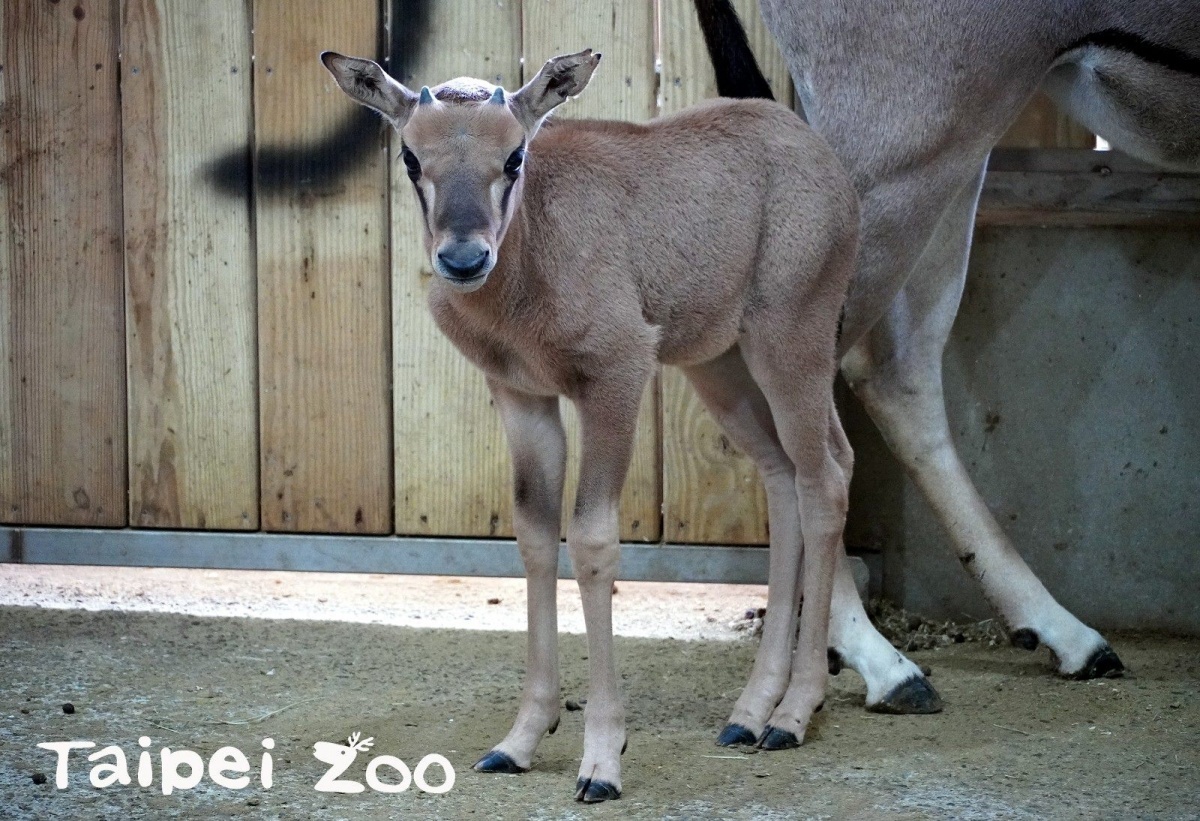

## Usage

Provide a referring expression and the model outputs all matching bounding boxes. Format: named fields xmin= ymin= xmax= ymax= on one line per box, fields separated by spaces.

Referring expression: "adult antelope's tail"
xmin=692 ymin=0 xmax=775 ymax=100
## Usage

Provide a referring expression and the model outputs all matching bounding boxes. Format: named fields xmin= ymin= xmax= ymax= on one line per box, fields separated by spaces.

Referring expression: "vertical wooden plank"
xmin=999 ymin=91 xmax=1095 ymax=149
xmin=0 ymin=0 xmax=126 ymax=526
xmin=523 ymin=0 xmax=662 ymax=542
xmin=392 ymin=1 xmax=524 ymax=537
xmin=255 ymin=0 xmax=391 ymax=532
xmin=659 ymin=0 xmax=791 ymax=112
xmin=122 ymin=0 xmax=257 ymax=529
xmin=659 ymin=0 xmax=789 ymax=544
xmin=0 ymin=13 xmax=11 ymax=513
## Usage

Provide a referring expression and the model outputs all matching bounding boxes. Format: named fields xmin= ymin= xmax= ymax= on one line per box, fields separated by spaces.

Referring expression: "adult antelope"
xmin=693 ymin=0 xmax=1200 ymax=717
xmin=322 ymin=48 xmax=859 ymax=801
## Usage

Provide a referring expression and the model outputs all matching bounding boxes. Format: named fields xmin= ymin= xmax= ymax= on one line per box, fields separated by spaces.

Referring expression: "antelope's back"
xmin=524 ymin=97 xmax=856 ymax=365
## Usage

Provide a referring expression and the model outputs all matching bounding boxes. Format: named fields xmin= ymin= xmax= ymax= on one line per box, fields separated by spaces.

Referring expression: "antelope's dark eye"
xmin=401 ymin=146 xmax=421 ymax=180
xmin=504 ymin=146 xmax=525 ymax=177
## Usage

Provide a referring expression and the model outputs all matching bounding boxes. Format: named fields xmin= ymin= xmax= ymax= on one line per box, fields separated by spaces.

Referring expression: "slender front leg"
xmin=568 ymin=376 xmax=648 ymax=803
xmin=474 ymin=380 xmax=567 ymax=775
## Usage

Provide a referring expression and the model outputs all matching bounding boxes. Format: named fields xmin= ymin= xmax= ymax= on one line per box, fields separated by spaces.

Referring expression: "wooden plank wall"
xmin=0 ymin=0 xmax=1100 ymax=545
xmin=254 ymin=0 xmax=392 ymax=533
xmin=999 ymin=91 xmax=1095 ymax=149
xmin=123 ymin=0 xmax=258 ymax=529
xmin=1 ymin=0 xmax=126 ymax=526
xmin=391 ymin=0 xmax=525 ymax=539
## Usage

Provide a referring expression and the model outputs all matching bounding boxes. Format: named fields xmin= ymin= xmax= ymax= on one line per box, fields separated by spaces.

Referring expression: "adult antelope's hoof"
xmin=716 ymin=723 xmax=757 ymax=747
xmin=757 ymin=726 xmax=801 ymax=751
xmin=575 ymin=777 xmax=621 ymax=803
xmin=1068 ymin=645 xmax=1125 ymax=680
xmin=1010 ymin=628 xmax=1040 ymax=651
xmin=473 ymin=750 xmax=528 ymax=774
xmin=869 ymin=675 xmax=944 ymax=715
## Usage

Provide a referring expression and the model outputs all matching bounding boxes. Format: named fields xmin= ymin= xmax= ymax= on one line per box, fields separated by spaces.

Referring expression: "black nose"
xmin=437 ymin=244 xmax=489 ymax=278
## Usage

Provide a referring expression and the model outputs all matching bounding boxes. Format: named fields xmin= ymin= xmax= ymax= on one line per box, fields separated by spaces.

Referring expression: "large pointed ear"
xmin=510 ymin=49 xmax=601 ymax=132
xmin=320 ymin=51 xmax=418 ymax=128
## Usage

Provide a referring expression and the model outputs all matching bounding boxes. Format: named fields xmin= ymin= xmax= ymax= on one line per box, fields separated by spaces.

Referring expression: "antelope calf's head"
xmin=322 ymin=49 xmax=602 ymax=292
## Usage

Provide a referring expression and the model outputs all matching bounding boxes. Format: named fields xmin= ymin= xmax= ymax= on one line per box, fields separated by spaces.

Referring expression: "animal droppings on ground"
xmin=727 ymin=599 xmax=1008 ymax=652
xmin=868 ymin=599 xmax=1008 ymax=651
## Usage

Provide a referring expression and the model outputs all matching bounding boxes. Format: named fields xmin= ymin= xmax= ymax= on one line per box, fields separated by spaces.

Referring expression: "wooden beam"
xmin=980 ymin=149 xmax=1200 ymax=227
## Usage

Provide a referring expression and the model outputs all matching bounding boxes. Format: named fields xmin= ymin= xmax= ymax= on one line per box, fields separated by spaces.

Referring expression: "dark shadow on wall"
xmin=202 ymin=0 xmax=432 ymax=198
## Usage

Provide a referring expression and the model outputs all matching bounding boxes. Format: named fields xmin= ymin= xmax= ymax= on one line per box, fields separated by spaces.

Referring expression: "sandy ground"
xmin=1 ymin=566 xmax=1198 ymax=820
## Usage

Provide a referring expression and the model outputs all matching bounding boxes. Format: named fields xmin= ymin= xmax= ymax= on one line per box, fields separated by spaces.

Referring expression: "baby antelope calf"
xmin=323 ymin=48 xmax=858 ymax=803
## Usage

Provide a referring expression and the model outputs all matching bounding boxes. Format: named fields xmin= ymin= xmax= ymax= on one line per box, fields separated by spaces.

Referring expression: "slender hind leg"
xmin=841 ymin=164 xmax=1123 ymax=679
xmin=683 ymin=347 xmax=803 ymax=745
xmin=737 ymin=336 xmax=848 ymax=750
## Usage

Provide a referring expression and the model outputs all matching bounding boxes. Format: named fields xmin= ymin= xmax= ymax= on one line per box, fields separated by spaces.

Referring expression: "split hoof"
xmin=716 ymin=723 xmax=757 ymax=747
xmin=575 ymin=777 xmax=621 ymax=803
xmin=473 ymin=750 xmax=528 ymax=774
xmin=757 ymin=726 xmax=801 ymax=751
xmin=869 ymin=675 xmax=944 ymax=715
xmin=1068 ymin=645 xmax=1125 ymax=680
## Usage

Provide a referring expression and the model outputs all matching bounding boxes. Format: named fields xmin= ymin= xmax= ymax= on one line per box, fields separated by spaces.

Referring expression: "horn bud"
xmin=419 ymin=86 xmax=435 ymax=105
xmin=489 ymin=87 xmax=505 ymax=105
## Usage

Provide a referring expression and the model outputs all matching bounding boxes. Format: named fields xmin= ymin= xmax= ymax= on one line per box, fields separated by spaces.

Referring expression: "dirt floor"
xmin=1 ymin=567 xmax=1197 ymax=819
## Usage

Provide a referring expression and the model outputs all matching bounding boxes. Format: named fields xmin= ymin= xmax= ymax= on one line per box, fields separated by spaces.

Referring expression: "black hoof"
xmin=716 ymin=723 xmax=757 ymax=747
xmin=1010 ymin=628 xmax=1040 ymax=651
xmin=575 ymin=777 xmax=621 ymax=803
xmin=757 ymin=726 xmax=801 ymax=751
xmin=828 ymin=648 xmax=845 ymax=675
xmin=621 ymin=738 xmax=628 ymax=755
xmin=473 ymin=750 xmax=528 ymax=774
xmin=1069 ymin=645 xmax=1125 ymax=680
xmin=548 ymin=718 xmax=560 ymax=735
xmin=869 ymin=675 xmax=944 ymax=715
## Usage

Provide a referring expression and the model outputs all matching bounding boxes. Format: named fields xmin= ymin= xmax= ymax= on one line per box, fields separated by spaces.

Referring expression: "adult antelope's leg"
xmin=568 ymin=374 xmax=649 ymax=803
xmin=841 ymin=164 xmax=1123 ymax=679
xmin=826 ymin=548 xmax=941 ymax=713
xmin=474 ymin=380 xmax=567 ymax=774
xmin=682 ymin=347 xmax=802 ymax=745
xmin=825 ymin=411 xmax=942 ymax=715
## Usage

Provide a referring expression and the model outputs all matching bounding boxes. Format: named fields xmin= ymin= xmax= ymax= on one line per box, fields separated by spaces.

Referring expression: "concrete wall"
xmin=845 ymin=226 xmax=1200 ymax=633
